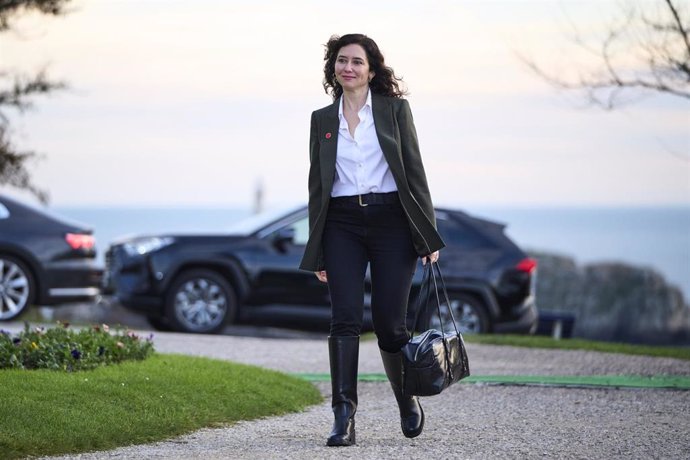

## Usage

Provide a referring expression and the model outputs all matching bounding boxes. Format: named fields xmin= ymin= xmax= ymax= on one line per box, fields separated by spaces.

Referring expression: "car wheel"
xmin=164 ymin=269 xmax=236 ymax=334
xmin=430 ymin=293 xmax=490 ymax=334
xmin=0 ymin=255 xmax=35 ymax=321
xmin=145 ymin=316 xmax=174 ymax=331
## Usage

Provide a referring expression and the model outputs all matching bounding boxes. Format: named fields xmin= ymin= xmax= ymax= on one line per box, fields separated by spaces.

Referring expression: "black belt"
xmin=330 ymin=192 xmax=399 ymax=207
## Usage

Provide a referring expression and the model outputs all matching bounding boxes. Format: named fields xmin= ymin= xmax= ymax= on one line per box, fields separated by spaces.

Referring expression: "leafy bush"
xmin=0 ymin=323 xmax=154 ymax=371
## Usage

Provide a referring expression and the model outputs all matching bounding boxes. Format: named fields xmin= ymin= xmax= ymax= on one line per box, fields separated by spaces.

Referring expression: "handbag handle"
xmin=410 ymin=261 xmax=461 ymax=339
xmin=428 ymin=262 xmax=461 ymax=382
xmin=410 ymin=262 xmax=433 ymax=336
xmin=430 ymin=262 xmax=461 ymax=338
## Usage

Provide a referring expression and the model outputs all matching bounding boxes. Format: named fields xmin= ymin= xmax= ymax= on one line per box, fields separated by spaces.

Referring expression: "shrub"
xmin=0 ymin=323 xmax=154 ymax=371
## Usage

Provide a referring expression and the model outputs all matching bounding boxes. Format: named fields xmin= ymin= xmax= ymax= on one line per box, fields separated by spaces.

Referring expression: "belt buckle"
xmin=358 ymin=194 xmax=369 ymax=207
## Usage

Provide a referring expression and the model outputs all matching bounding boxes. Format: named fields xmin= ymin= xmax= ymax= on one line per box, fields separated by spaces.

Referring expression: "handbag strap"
xmin=430 ymin=262 xmax=461 ymax=338
xmin=410 ymin=261 xmax=461 ymax=339
xmin=428 ymin=262 xmax=461 ymax=381
xmin=410 ymin=262 xmax=433 ymax=337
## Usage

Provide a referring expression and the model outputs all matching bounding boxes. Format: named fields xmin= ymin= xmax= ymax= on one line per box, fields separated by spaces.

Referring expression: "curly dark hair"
xmin=322 ymin=34 xmax=407 ymax=100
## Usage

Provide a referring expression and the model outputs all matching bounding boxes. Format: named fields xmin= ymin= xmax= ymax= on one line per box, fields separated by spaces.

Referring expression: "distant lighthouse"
xmin=253 ymin=177 xmax=264 ymax=215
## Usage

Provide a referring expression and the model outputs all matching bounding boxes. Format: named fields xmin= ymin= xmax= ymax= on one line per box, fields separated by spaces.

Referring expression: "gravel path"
xmin=31 ymin=330 xmax=690 ymax=460
xmin=150 ymin=332 xmax=690 ymax=377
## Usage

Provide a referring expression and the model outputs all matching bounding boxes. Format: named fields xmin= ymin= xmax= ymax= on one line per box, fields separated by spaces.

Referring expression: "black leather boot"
xmin=380 ymin=348 xmax=424 ymax=438
xmin=326 ymin=336 xmax=359 ymax=447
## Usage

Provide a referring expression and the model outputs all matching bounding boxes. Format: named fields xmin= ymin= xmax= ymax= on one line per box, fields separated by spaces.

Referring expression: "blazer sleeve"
xmin=307 ymin=111 xmax=322 ymax=239
xmin=397 ymin=99 xmax=437 ymax=228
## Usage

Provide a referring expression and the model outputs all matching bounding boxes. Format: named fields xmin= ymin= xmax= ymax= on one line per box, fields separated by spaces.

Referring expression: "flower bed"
xmin=0 ymin=323 xmax=154 ymax=371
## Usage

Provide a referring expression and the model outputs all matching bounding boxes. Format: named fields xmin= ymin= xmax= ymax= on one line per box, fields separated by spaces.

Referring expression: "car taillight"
xmin=66 ymin=233 xmax=95 ymax=250
xmin=516 ymin=257 xmax=537 ymax=274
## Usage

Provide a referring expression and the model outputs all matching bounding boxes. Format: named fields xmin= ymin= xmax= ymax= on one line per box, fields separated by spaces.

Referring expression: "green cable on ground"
xmin=293 ymin=373 xmax=690 ymax=389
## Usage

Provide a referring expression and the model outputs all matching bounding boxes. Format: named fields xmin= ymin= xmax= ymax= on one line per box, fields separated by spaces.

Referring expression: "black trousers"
xmin=322 ymin=196 xmax=418 ymax=353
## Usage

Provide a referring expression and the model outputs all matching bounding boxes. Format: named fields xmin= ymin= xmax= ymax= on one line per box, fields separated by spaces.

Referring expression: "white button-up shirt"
xmin=331 ymin=90 xmax=397 ymax=197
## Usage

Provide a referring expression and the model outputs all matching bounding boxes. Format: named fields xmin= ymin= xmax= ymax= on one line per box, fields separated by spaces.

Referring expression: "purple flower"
xmin=71 ymin=349 xmax=82 ymax=360
xmin=12 ymin=338 xmax=21 ymax=345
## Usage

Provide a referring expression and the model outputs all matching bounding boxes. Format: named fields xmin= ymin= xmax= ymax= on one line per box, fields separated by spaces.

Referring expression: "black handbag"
xmin=402 ymin=261 xmax=471 ymax=396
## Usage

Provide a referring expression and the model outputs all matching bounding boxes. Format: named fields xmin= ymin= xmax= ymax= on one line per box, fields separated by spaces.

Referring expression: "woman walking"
xmin=299 ymin=33 xmax=445 ymax=446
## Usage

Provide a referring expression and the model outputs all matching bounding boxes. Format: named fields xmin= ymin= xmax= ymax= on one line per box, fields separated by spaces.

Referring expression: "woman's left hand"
xmin=422 ymin=251 xmax=439 ymax=265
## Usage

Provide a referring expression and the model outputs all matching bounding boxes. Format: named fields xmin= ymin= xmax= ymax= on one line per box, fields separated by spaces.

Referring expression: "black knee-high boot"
xmin=380 ymin=348 xmax=424 ymax=438
xmin=327 ymin=336 xmax=359 ymax=447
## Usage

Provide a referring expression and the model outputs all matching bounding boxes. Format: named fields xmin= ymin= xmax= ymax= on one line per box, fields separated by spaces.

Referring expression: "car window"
xmin=226 ymin=205 xmax=304 ymax=235
xmin=265 ymin=216 xmax=309 ymax=246
xmin=437 ymin=216 xmax=492 ymax=249
xmin=285 ymin=216 xmax=309 ymax=245
xmin=0 ymin=203 xmax=9 ymax=219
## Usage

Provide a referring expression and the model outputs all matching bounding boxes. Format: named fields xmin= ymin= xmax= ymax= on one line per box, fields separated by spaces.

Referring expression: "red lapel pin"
xmin=325 ymin=132 xmax=332 ymax=139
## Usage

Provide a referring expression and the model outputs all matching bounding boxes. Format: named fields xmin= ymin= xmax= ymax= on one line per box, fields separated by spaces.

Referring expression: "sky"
xmin=1 ymin=0 xmax=688 ymax=209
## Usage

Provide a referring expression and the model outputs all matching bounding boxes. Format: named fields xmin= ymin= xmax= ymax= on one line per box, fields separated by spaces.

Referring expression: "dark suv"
xmin=0 ymin=194 xmax=102 ymax=321
xmin=103 ymin=206 xmax=537 ymax=334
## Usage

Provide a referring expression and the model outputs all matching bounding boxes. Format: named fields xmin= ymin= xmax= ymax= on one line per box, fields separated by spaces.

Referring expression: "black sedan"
xmin=104 ymin=205 xmax=538 ymax=335
xmin=0 ymin=194 xmax=102 ymax=320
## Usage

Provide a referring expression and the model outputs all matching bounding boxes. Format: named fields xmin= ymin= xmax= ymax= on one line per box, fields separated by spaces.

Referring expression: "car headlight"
xmin=123 ymin=237 xmax=174 ymax=256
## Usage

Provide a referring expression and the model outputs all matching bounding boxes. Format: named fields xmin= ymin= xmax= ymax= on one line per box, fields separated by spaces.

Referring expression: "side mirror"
xmin=273 ymin=227 xmax=295 ymax=252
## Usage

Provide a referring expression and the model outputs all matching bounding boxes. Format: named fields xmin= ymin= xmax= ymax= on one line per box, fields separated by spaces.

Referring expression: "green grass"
xmin=462 ymin=334 xmax=690 ymax=360
xmin=0 ymin=353 xmax=322 ymax=459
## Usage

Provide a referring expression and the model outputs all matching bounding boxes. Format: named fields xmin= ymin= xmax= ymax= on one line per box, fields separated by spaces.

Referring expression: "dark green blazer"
xmin=299 ymin=93 xmax=445 ymax=272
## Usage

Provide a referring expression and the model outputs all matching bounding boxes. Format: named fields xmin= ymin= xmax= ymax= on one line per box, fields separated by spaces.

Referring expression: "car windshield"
xmin=225 ymin=204 xmax=304 ymax=235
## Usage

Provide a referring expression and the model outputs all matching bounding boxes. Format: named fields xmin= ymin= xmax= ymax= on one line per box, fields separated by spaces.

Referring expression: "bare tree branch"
xmin=0 ymin=70 xmax=66 ymax=123
xmin=521 ymin=0 xmax=690 ymax=107
xmin=0 ymin=125 xmax=48 ymax=203
xmin=0 ymin=0 xmax=72 ymax=202
xmin=0 ymin=0 xmax=71 ymax=31
xmin=519 ymin=0 xmax=689 ymax=162
xmin=664 ymin=0 xmax=690 ymax=53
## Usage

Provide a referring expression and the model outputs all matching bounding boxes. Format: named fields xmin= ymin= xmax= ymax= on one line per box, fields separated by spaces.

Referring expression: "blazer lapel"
xmin=319 ymin=99 xmax=340 ymax=198
xmin=372 ymin=94 xmax=406 ymax=188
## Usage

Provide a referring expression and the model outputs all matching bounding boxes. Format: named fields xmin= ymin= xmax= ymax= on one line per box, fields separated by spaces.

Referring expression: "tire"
xmin=164 ymin=269 xmax=236 ymax=334
xmin=0 ymin=255 xmax=36 ymax=321
xmin=430 ymin=293 xmax=490 ymax=334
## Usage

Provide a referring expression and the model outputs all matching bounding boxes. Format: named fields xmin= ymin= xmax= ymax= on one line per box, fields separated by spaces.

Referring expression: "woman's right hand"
xmin=315 ymin=270 xmax=328 ymax=283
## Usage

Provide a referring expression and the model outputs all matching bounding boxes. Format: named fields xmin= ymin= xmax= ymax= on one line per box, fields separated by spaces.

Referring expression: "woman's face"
xmin=334 ymin=44 xmax=375 ymax=93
